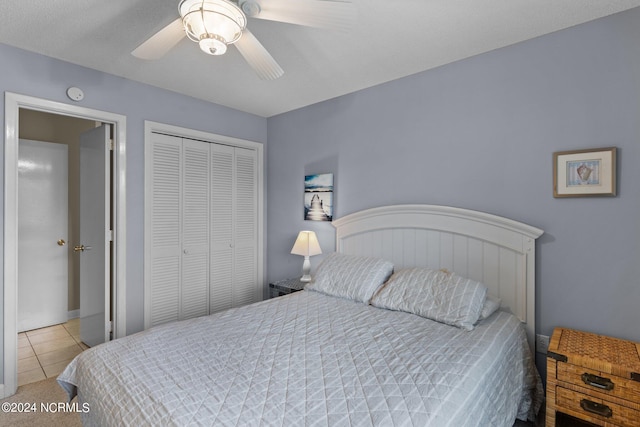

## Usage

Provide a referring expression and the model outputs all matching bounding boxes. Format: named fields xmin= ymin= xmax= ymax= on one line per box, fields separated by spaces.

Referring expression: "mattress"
xmin=58 ymin=290 xmax=542 ymax=426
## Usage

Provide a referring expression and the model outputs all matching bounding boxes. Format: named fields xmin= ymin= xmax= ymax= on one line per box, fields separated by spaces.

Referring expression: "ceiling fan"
xmin=132 ymin=0 xmax=355 ymax=80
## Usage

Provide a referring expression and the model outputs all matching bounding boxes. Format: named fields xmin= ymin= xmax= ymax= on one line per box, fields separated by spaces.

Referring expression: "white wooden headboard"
xmin=332 ymin=205 xmax=543 ymax=349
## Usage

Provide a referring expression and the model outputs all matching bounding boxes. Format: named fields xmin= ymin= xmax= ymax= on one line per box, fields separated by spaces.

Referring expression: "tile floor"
xmin=18 ymin=318 xmax=89 ymax=386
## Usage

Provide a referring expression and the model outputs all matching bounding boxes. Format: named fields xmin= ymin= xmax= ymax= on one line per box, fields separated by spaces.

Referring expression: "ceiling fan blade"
xmin=249 ymin=0 xmax=355 ymax=32
xmin=235 ymin=29 xmax=284 ymax=80
xmin=132 ymin=18 xmax=185 ymax=60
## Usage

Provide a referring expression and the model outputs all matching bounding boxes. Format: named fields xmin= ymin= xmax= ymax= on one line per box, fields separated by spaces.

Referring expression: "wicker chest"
xmin=546 ymin=328 xmax=640 ymax=426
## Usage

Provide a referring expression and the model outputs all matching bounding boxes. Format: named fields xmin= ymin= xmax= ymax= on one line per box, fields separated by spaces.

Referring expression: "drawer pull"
xmin=580 ymin=399 xmax=613 ymax=418
xmin=581 ymin=373 xmax=614 ymax=390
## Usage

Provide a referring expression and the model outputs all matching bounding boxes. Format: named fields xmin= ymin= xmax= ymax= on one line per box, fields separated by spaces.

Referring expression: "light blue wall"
xmin=4 ymin=5 xmax=640 ymax=389
xmin=267 ymin=5 xmax=640 ymax=370
xmin=0 ymin=42 xmax=267 ymax=382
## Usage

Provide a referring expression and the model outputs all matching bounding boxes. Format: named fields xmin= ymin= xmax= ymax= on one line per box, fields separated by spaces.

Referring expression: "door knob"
xmin=57 ymin=239 xmax=66 ymax=246
xmin=74 ymin=245 xmax=92 ymax=252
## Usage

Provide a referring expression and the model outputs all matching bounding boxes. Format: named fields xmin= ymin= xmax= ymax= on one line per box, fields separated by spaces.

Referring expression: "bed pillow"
xmin=306 ymin=252 xmax=394 ymax=304
xmin=370 ymin=268 xmax=487 ymax=330
xmin=478 ymin=294 xmax=502 ymax=321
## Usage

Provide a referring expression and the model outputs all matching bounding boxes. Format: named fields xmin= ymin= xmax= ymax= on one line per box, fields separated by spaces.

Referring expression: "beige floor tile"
xmin=64 ymin=324 xmax=80 ymax=336
xmin=18 ymin=334 xmax=31 ymax=349
xmin=16 ymin=321 xmax=88 ymax=385
xmin=27 ymin=328 xmax=74 ymax=346
xmin=66 ymin=318 xmax=80 ymax=327
xmin=64 ymin=319 xmax=80 ymax=330
xmin=38 ymin=344 xmax=82 ymax=367
xmin=18 ymin=367 xmax=46 ymax=386
xmin=25 ymin=324 xmax=65 ymax=337
xmin=18 ymin=356 xmax=41 ymax=374
xmin=43 ymin=359 xmax=75 ymax=378
xmin=18 ymin=345 xmax=35 ymax=360
xmin=32 ymin=336 xmax=78 ymax=355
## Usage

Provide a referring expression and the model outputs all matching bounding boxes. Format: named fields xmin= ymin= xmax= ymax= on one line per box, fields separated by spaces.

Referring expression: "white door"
xmin=145 ymin=133 xmax=182 ymax=328
xmin=210 ymin=143 xmax=234 ymax=313
xmin=231 ymin=147 xmax=259 ymax=306
xmin=144 ymin=134 xmax=211 ymax=328
xmin=210 ymin=145 xmax=259 ymax=311
xmin=181 ymin=139 xmax=211 ymax=320
xmin=17 ymin=140 xmax=68 ymax=332
xmin=78 ymin=125 xmax=110 ymax=347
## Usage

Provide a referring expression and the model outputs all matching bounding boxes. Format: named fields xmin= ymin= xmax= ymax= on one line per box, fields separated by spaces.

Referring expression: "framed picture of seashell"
xmin=553 ymin=147 xmax=617 ymax=197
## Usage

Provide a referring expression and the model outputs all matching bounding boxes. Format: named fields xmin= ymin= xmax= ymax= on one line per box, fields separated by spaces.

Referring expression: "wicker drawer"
xmin=547 ymin=328 xmax=640 ymax=427
xmin=557 ymin=363 xmax=640 ymax=402
xmin=556 ymin=386 xmax=640 ymax=426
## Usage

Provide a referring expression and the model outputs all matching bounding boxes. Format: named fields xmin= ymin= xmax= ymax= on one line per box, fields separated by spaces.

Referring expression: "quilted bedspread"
xmin=58 ymin=291 xmax=542 ymax=426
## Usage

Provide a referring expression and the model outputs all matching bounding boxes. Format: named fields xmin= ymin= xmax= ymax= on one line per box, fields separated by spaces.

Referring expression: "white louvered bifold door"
xmin=210 ymin=144 xmax=234 ymax=313
xmin=233 ymin=147 xmax=259 ymax=306
xmin=181 ymin=139 xmax=210 ymax=320
xmin=146 ymin=133 xmax=182 ymax=327
xmin=210 ymin=145 xmax=259 ymax=312
xmin=146 ymin=130 xmax=260 ymax=328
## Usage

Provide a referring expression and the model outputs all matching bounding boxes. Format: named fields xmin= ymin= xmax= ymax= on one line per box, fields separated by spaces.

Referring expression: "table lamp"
xmin=290 ymin=231 xmax=322 ymax=282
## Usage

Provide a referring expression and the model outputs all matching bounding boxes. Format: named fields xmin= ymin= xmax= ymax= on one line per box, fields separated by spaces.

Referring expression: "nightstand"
xmin=546 ymin=328 xmax=640 ymax=427
xmin=268 ymin=278 xmax=306 ymax=299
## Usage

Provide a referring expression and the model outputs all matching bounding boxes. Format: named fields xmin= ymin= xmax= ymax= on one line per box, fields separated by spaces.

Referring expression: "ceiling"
xmin=1 ymin=1 xmax=640 ymax=118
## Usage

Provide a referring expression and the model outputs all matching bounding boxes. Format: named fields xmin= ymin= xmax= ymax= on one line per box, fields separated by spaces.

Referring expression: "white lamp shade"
xmin=291 ymin=231 xmax=321 ymax=282
xmin=290 ymin=231 xmax=322 ymax=256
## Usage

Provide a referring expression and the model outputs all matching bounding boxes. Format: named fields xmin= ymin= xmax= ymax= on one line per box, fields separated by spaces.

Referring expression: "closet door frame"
xmin=143 ymin=121 xmax=264 ymax=329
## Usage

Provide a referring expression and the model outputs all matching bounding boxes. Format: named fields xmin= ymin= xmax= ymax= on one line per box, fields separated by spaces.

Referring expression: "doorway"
xmin=17 ymin=112 xmax=106 ymax=385
xmin=3 ymin=92 xmax=127 ymax=398
xmin=18 ymin=112 xmax=96 ymax=333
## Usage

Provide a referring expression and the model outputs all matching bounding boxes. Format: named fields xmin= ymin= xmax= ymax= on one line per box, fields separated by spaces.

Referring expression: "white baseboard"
xmin=0 ymin=383 xmax=12 ymax=399
xmin=68 ymin=310 xmax=80 ymax=320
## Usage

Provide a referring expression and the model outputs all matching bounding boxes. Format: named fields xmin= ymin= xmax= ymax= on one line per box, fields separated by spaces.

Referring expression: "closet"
xmin=144 ymin=129 xmax=261 ymax=328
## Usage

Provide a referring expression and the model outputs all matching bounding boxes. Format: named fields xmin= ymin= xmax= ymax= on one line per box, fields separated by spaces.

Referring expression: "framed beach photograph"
xmin=553 ymin=147 xmax=617 ymax=198
xmin=304 ymin=173 xmax=333 ymax=221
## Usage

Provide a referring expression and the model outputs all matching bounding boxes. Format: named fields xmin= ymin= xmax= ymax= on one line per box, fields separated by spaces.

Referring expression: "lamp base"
xmin=300 ymin=256 xmax=312 ymax=283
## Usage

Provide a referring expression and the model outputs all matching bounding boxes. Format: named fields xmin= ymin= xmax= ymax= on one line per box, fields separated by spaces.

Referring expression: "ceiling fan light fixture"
xmin=199 ymin=34 xmax=227 ymax=55
xmin=179 ymin=0 xmax=247 ymax=55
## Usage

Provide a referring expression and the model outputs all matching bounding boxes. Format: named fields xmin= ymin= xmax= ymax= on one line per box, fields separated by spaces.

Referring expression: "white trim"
xmin=332 ymin=204 xmax=543 ymax=351
xmin=3 ymin=92 xmax=127 ymax=398
xmin=143 ymin=121 xmax=264 ymax=329
xmin=145 ymin=120 xmax=264 ymax=152
xmin=68 ymin=310 xmax=80 ymax=320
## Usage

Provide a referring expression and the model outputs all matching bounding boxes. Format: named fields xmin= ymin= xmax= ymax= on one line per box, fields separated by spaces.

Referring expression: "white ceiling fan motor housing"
xmin=239 ymin=0 xmax=261 ymax=17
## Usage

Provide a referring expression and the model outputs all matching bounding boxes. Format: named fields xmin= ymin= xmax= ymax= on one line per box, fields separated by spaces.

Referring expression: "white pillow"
xmin=370 ymin=268 xmax=487 ymax=330
xmin=306 ymin=252 xmax=394 ymax=304
xmin=478 ymin=294 xmax=502 ymax=320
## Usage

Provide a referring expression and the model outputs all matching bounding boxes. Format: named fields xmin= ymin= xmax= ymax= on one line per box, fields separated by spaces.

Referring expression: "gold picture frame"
xmin=553 ymin=147 xmax=617 ymax=198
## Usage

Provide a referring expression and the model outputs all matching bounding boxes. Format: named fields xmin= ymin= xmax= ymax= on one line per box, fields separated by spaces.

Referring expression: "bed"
xmin=58 ymin=204 xmax=544 ymax=426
